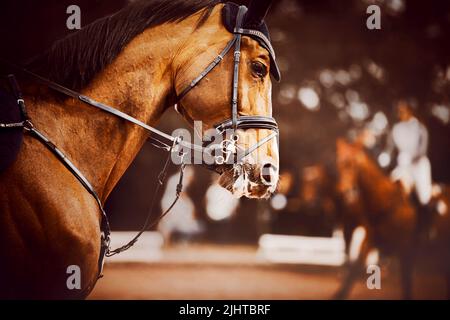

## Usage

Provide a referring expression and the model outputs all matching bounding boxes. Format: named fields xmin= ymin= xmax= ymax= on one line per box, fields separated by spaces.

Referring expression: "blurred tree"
xmin=268 ymin=0 xmax=450 ymax=182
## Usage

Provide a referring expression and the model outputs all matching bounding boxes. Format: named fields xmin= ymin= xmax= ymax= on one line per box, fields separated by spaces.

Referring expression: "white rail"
xmin=258 ymin=234 xmax=346 ymax=266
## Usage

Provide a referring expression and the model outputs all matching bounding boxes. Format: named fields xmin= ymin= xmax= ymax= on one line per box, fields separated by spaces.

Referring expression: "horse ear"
xmin=244 ymin=0 xmax=273 ymax=29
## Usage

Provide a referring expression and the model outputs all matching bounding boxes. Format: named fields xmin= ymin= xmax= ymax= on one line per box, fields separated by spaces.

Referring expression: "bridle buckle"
xmin=23 ymin=119 xmax=34 ymax=132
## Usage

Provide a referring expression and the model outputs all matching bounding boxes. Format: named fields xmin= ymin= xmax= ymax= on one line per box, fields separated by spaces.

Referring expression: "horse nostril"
xmin=261 ymin=163 xmax=277 ymax=185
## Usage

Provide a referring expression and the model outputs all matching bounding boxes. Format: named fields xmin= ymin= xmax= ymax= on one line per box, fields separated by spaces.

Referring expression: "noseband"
xmin=0 ymin=5 xmax=279 ymax=282
xmin=175 ymin=5 xmax=279 ymax=167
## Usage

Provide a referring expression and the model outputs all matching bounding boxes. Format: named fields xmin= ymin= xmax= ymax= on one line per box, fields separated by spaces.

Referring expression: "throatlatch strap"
xmin=176 ymin=37 xmax=237 ymax=102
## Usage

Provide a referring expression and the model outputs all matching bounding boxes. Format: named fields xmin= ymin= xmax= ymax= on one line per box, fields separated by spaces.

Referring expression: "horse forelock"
xmin=28 ymin=0 xmax=221 ymax=91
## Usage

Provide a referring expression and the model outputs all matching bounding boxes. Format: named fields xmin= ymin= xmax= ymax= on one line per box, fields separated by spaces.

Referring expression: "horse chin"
xmin=217 ymin=164 xmax=277 ymax=199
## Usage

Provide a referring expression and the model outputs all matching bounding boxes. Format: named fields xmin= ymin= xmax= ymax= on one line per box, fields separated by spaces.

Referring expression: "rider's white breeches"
xmin=391 ymin=156 xmax=432 ymax=205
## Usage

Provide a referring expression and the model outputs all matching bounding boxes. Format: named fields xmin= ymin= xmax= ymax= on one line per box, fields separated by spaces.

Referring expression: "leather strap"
xmin=7 ymin=74 xmax=30 ymax=121
xmin=24 ymin=123 xmax=111 ymax=279
xmin=234 ymin=28 xmax=277 ymax=62
xmin=173 ymin=5 xmax=279 ymax=167
xmin=215 ymin=115 xmax=278 ymax=133
xmin=28 ymin=124 xmax=186 ymax=279
xmin=2 ymin=60 xmax=207 ymax=155
xmin=0 ymin=74 xmax=184 ymax=280
xmin=231 ymin=6 xmax=247 ymax=129
xmin=176 ymin=37 xmax=237 ymax=102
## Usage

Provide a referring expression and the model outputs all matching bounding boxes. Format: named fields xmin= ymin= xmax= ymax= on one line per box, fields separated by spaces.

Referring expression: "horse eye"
xmin=251 ymin=61 xmax=268 ymax=78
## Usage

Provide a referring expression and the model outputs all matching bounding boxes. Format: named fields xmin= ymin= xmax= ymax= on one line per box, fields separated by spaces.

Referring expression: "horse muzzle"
xmin=218 ymin=161 xmax=279 ymax=199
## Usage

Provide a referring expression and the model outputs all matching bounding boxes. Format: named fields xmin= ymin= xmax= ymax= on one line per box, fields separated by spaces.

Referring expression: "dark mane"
xmin=30 ymin=0 xmax=221 ymax=90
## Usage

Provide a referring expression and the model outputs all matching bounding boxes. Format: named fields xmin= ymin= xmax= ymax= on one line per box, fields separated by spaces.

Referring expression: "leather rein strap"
xmin=3 ymin=61 xmax=205 ymax=155
xmin=0 ymin=4 xmax=279 ymax=281
xmin=0 ymin=74 xmax=187 ymax=279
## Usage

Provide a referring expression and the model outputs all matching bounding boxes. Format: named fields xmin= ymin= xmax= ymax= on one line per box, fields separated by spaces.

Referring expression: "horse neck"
xmin=24 ymin=22 xmax=194 ymax=201
xmin=356 ymin=150 xmax=398 ymax=213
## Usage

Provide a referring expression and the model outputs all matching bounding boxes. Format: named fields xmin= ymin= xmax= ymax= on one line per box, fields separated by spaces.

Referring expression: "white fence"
xmin=257 ymin=233 xmax=346 ymax=266
xmin=105 ymin=231 xmax=164 ymax=263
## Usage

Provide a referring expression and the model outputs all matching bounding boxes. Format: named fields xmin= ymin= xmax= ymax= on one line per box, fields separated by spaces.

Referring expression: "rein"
xmin=0 ymin=4 xmax=280 ymax=281
xmin=0 ymin=73 xmax=187 ymax=278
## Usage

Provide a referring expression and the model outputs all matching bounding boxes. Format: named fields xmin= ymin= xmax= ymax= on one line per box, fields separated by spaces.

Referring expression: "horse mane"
xmin=29 ymin=0 xmax=221 ymax=91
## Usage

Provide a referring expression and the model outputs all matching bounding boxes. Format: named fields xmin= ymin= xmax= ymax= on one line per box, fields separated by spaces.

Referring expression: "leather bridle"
xmin=175 ymin=5 xmax=279 ymax=169
xmin=0 ymin=5 xmax=279 ymax=281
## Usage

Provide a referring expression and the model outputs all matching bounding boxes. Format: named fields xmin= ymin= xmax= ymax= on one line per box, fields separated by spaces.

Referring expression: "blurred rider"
xmin=389 ymin=100 xmax=432 ymax=208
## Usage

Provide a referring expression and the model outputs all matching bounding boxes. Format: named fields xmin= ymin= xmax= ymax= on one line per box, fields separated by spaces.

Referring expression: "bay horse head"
xmin=173 ymin=0 xmax=280 ymax=199
xmin=336 ymin=138 xmax=363 ymax=204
